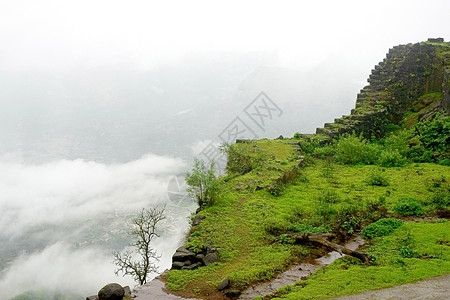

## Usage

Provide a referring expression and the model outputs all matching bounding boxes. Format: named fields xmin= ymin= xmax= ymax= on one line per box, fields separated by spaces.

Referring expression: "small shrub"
xmin=364 ymin=197 xmax=388 ymax=221
xmin=417 ymin=113 xmax=450 ymax=153
xmin=264 ymin=218 xmax=289 ymax=236
xmin=378 ymin=150 xmax=407 ymax=167
xmin=278 ymin=234 xmax=295 ymax=244
xmin=362 ymin=218 xmax=403 ymax=239
xmin=335 ymin=205 xmax=362 ymax=235
xmin=394 ymin=198 xmax=423 ymax=216
xmin=432 ymin=192 xmax=450 ymax=209
xmin=366 ymin=170 xmax=389 ymax=186
xmin=334 ymin=134 xmax=380 ymax=165
xmin=399 ymin=245 xmax=418 ymax=258
xmin=313 ymin=145 xmax=335 ymax=158
xmin=186 ymin=159 xmax=219 ymax=208
xmin=298 ymin=139 xmax=321 ymax=154
xmin=294 ymin=132 xmax=301 ymax=139
xmin=384 ymin=129 xmax=411 ymax=157
xmin=438 ymin=158 xmax=450 ymax=166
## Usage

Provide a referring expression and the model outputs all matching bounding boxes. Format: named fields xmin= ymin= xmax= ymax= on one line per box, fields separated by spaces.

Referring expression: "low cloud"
xmin=0 ymin=154 xmax=193 ymax=299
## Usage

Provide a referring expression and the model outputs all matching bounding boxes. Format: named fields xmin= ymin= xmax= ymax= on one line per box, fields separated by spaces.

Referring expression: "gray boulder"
xmin=171 ymin=261 xmax=185 ymax=269
xmin=218 ymin=278 xmax=230 ymax=290
xmin=202 ymin=252 xmax=218 ymax=266
xmin=98 ymin=283 xmax=124 ymax=300
xmin=192 ymin=215 xmax=206 ymax=226
xmin=172 ymin=247 xmax=196 ymax=262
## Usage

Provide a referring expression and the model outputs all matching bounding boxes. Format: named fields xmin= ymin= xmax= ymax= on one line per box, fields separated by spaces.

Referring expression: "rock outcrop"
xmin=171 ymin=245 xmax=219 ymax=270
xmin=315 ymin=39 xmax=449 ymax=139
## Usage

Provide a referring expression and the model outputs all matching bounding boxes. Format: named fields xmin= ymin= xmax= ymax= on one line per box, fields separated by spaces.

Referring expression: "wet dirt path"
xmin=237 ymin=236 xmax=365 ymax=300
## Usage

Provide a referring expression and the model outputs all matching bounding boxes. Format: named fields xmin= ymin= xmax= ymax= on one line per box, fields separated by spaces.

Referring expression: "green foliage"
xmin=223 ymin=142 xmax=266 ymax=175
xmin=417 ymin=113 xmax=450 ymax=153
xmin=333 ymin=134 xmax=380 ymax=165
xmin=438 ymin=158 xmax=450 ymax=166
xmin=378 ymin=149 xmax=407 ymax=167
xmin=394 ymin=198 xmax=423 ymax=216
xmin=185 ymin=159 xmax=219 ymax=208
xmin=362 ymin=218 xmax=403 ymax=239
xmin=312 ymin=145 xmax=335 ymax=158
xmin=432 ymin=191 xmax=450 ymax=209
xmin=335 ymin=204 xmax=362 ymax=235
xmin=364 ymin=197 xmax=388 ymax=221
xmin=185 ymin=239 xmax=207 ymax=253
xmin=383 ymin=129 xmax=412 ymax=157
xmin=279 ymin=234 xmax=295 ymax=244
xmin=365 ymin=169 xmax=389 ymax=186
xmin=298 ymin=139 xmax=321 ymax=154
xmin=264 ymin=217 xmax=290 ymax=236
xmin=294 ymin=132 xmax=301 ymax=139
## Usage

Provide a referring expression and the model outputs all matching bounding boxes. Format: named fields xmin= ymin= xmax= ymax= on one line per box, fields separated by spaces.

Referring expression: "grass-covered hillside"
xmin=166 ymin=129 xmax=449 ymax=298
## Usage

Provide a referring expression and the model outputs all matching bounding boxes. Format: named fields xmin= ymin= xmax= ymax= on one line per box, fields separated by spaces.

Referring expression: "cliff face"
xmin=316 ymin=39 xmax=450 ymax=139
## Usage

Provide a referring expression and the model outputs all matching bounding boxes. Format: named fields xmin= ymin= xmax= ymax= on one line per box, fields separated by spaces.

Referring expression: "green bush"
xmin=364 ymin=197 xmax=388 ymax=221
xmin=384 ymin=129 xmax=412 ymax=157
xmin=432 ymin=192 xmax=450 ymax=209
xmin=223 ymin=143 xmax=265 ymax=175
xmin=438 ymin=158 xmax=450 ymax=166
xmin=335 ymin=205 xmax=362 ymax=235
xmin=394 ymin=198 xmax=423 ymax=216
xmin=185 ymin=159 xmax=220 ymax=208
xmin=362 ymin=218 xmax=403 ymax=239
xmin=366 ymin=170 xmax=389 ymax=186
xmin=378 ymin=150 xmax=407 ymax=167
xmin=298 ymin=139 xmax=321 ymax=154
xmin=264 ymin=217 xmax=289 ymax=236
xmin=313 ymin=145 xmax=335 ymax=158
xmin=417 ymin=113 xmax=450 ymax=153
xmin=334 ymin=134 xmax=380 ymax=165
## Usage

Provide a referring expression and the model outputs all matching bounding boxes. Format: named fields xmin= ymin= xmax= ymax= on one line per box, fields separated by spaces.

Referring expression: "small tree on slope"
xmin=113 ymin=206 xmax=165 ymax=285
xmin=185 ymin=159 xmax=219 ymax=208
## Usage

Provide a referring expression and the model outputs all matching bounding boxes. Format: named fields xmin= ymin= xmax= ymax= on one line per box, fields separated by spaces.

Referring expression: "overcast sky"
xmin=1 ymin=0 xmax=449 ymax=72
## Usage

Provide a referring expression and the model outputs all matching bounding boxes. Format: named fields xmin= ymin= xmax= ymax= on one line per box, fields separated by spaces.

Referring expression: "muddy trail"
xmin=237 ymin=236 xmax=365 ymax=300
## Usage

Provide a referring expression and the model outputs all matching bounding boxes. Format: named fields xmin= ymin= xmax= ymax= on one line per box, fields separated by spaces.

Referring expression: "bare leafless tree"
xmin=113 ymin=206 xmax=166 ymax=285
